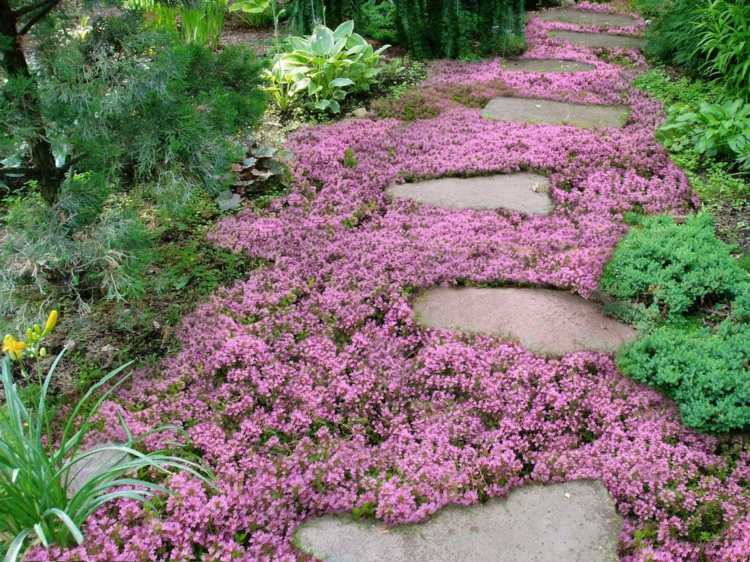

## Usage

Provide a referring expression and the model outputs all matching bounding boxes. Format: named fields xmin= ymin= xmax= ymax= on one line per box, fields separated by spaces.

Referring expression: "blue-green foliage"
xmin=601 ymin=214 xmax=748 ymax=319
xmin=602 ymin=214 xmax=750 ymax=433
xmin=619 ymin=320 xmax=750 ymax=433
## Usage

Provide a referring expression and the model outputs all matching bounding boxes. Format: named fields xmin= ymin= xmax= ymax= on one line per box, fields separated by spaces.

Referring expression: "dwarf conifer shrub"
xmin=617 ymin=319 xmax=750 ymax=433
xmin=0 ymin=15 xmax=267 ymax=321
xmin=602 ymin=213 xmax=750 ymax=433
xmin=600 ymin=214 xmax=748 ymax=320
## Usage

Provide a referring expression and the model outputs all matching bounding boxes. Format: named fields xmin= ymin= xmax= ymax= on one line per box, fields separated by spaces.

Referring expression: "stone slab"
xmin=413 ymin=287 xmax=636 ymax=355
xmin=387 ymin=173 xmax=552 ymax=214
xmin=538 ymin=7 xmax=639 ymax=28
xmin=501 ymin=58 xmax=596 ymax=73
xmin=481 ymin=97 xmax=628 ymax=129
xmin=549 ymin=30 xmax=645 ymax=50
xmin=295 ymin=480 xmax=623 ymax=562
xmin=67 ymin=445 xmax=130 ymax=496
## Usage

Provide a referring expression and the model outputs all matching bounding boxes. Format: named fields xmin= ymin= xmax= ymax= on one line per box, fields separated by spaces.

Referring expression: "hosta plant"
xmin=657 ymin=99 xmax=750 ymax=172
xmin=265 ymin=20 xmax=389 ymax=113
xmin=0 ymin=340 xmax=210 ymax=562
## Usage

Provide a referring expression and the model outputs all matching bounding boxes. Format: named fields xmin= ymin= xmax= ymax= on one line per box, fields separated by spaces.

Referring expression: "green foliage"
xmin=638 ymin=0 xmax=750 ymax=97
xmin=634 ymin=69 xmax=750 ymax=202
xmin=693 ymin=0 xmax=750 ymax=96
xmin=357 ymin=0 xmax=398 ymax=43
xmin=284 ymin=0 xmax=525 ymax=59
xmin=0 ymin=351 xmax=210 ymax=562
xmin=126 ymin=0 xmax=227 ymax=48
xmin=265 ymin=21 xmax=388 ymax=114
xmin=229 ymin=0 xmax=287 ymax=36
xmin=641 ymin=0 xmax=706 ymax=73
xmin=603 ymin=214 xmax=750 ymax=433
xmin=1 ymin=16 xmax=267 ymax=313
xmin=657 ymin=100 xmax=750 ymax=173
xmin=629 ymin=0 xmax=667 ymax=19
xmin=288 ymin=0 xmax=354 ymax=33
xmin=0 ymin=179 xmax=152 ymax=314
xmin=342 ymin=147 xmax=358 ymax=168
xmin=600 ymin=214 xmax=748 ymax=320
xmin=393 ymin=0 xmax=525 ymax=59
xmin=617 ymin=318 xmax=750 ymax=434
xmin=57 ymin=21 xmax=267 ymax=190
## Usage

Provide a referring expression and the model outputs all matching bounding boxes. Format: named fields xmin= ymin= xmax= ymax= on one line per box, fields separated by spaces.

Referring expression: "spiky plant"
xmin=0 ymin=351 xmax=211 ymax=562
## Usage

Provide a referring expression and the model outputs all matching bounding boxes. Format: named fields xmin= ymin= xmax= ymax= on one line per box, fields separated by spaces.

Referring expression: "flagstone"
xmin=481 ymin=96 xmax=629 ymax=129
xmin=549 ymin=30 xmax=646 ymax=50
xmin=387 ymin=173 xmax=552 ymax=214
xmin=294 ymin=480 xmax=623 ymax=562
xmin=538 ymin=7 xmax=640 ymax=28
xmin=413 ymin=287 xmax=636 ymax=356
xmin=501 ymin=58 xmax=596 ymax=73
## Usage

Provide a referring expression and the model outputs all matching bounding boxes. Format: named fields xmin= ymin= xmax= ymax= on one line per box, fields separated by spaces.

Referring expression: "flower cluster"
xmin=3 ymin=310 xmax=58 ymax=361
xmin=30 ymin=6 xmax=750 ymax=562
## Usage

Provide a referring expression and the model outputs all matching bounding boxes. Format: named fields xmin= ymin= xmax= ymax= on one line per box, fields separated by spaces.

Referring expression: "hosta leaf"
xmin=290 ymin=77 xmax=311 ymax=94
xmin=333 ymin=20 xmax=354 ymax=42
xmin=311 ymin=26 xmax=335 ymax=56
xmin=330 ymin=77 xmax=354 ymax=87
xmin=289 ymin=36 xmax=309 ymax=51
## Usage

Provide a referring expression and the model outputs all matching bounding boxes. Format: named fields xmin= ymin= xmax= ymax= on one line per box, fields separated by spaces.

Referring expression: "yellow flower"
xmin=43 ymin=310 xmax=58 ymax=336
xmin=3 ymin=335 xmax=27 ymax=361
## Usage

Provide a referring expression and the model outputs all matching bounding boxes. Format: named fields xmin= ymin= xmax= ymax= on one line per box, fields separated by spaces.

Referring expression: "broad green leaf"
xmin=311 ymin=27 xmax=335 ymax=56
xmin=330 ymin=77 xmax=354 ymax=87
xmin=333 ymin=20 xmax=354 ymax=42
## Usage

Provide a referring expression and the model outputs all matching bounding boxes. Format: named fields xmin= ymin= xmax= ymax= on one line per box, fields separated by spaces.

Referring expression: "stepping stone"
xmin=549 ymin=30 xmax=645 ymax=50
xmin=413 ymin=287 xmax=636 ymax=356
xmin=295 ymin=480 xmax=623 ymax=562
xmin=387 ymin=173 xmax=552 ymax=214
xmin=481 ymin=97 xmax=628 ymax=129
xmin=67 ymin=445 xmax=130 ymax=496
xmin=538 ymin=7 xmax=639 ymax=28
xmin=501 ymin=58 xmax=595 ymax=73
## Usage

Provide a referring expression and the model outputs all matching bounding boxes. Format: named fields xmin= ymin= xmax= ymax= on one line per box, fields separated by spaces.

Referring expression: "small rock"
xmin=352 ymin=108 xmax=370 ymax=118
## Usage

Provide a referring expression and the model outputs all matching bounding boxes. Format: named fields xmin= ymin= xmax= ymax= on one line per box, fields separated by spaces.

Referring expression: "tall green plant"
xmin=694 ymin=0 xmax=750 ymax=96
xmin=392 ymin=0 xmax=525 ymax=59
xmin=0 ymin=344 xmax=211 ymax=562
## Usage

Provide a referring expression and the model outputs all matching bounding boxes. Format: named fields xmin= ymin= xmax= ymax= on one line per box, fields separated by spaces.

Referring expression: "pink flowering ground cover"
xmin=30 ymin=7 xmax=750 ymax=562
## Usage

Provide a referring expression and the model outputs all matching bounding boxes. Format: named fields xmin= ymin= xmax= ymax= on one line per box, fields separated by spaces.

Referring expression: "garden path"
xmin=295 ymin=6 xmax=644 ymax=561
xmin=46 ymin=4 xmax=750 ymax=561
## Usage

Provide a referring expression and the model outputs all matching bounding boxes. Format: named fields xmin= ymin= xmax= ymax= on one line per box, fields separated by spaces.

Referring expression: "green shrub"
xmin=0 ymin=349 xmax=210 ymax=562
xmin=603 ymin=213 xmax=750 ymax=433
xmin=0 ymin=178 xmax=151 ymax=315
xmin=358 ymin=0 xmax=398 ymax=43
xmin=642 ymin=0 xmax=708 ymax=74
xmin=640 ymin=0 xmax=750 ymax=97
xmin=57 ymin=22 xmax=267 ymax=191
xmin=393 ymin=0 xmax=526 ymax=59
xmin=617 ymin=319 xmax=750 ymax=433
xmin=634 ymin=69 xmax=750 ymax=202
xmin=287 ymin=0 xmax=359 ymax=34
xmin=126 ymin=0 xmax=227 ymax=48
xmin=600 ymin=214 xmax=748 ymax=320
xmin=657 ymin=100 xmax=750 ymax=173
xmin=265 ymin=21 xmax=388 ymax=113
xmin=693 ymin=0 xmax=750 ymax=96
xmin=1 ymin=16 xmax=267 ymax=316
